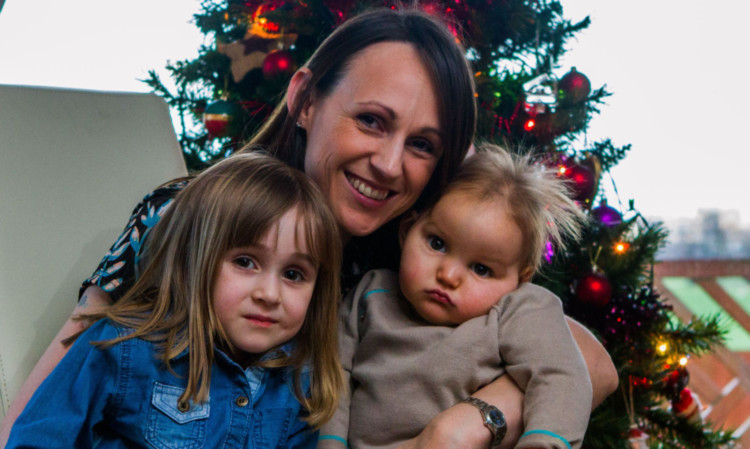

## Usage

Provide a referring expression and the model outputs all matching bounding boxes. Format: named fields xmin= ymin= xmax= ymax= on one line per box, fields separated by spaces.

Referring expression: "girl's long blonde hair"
xmin=74 ymin=152 xmax=343 ymax=428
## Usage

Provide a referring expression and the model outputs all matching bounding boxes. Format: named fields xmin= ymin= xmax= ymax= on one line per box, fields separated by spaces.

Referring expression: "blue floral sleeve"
xmin=79 ymin=180 xmax=189 ymax=302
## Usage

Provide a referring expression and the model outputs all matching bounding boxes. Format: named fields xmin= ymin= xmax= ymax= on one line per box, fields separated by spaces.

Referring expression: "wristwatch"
xmin=463 ymin=396 xmax=507 ymax=449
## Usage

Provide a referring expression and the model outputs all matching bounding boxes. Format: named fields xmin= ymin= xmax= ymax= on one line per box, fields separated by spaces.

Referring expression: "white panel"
xmin=0 ymin=85 xmax=187 ymax=419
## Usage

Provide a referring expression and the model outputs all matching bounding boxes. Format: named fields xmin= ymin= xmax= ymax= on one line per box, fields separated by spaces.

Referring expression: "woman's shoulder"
xmin=142 ymin=177 xmax=191 ymax=205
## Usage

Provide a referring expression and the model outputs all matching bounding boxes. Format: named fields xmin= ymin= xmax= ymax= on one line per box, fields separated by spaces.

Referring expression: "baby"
xmin=320 ymin=145 xmax=592 ymax=449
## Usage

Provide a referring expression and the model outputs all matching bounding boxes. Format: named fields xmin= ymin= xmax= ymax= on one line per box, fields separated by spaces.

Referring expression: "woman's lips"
xmin=345 ymin=173 xmax=391 ymax=201
xmin=426 ymin=289 xmax=454 ymax=306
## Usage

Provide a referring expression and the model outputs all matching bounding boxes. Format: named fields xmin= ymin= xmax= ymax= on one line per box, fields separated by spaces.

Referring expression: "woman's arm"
xmin=396 ymin=317 xmax=618 ymax=449
xmin=0 ymin=286 xmax=111 ymax=448
xmin=566 ymin=317 xmax=619 ymax=407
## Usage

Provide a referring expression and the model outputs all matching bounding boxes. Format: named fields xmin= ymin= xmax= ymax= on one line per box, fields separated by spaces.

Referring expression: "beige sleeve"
xmin=318 ymin=271 xmax=378 ymax=448
xmin=495 ymin=284 xmax=593 ymax=449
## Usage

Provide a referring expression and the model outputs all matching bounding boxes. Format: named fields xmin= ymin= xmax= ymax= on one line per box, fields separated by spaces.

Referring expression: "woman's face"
xmin=299 ymin=42 xmax=443 ymax=239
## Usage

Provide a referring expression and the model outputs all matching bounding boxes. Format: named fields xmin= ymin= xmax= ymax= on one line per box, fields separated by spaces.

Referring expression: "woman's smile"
xmin=346 ymin=173 xmax=390 ymax=201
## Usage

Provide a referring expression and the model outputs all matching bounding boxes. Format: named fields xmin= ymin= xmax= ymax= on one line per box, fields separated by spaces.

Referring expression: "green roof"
xmin=661 ymin=276 xmax=750 ymax=352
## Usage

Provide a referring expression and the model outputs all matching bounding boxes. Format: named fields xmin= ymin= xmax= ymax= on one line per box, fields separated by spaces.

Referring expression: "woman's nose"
xmin=370 ymin=139 xmax=404 ymax=181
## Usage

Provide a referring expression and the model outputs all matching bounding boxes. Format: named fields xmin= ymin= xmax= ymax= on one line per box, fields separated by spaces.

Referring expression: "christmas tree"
xmin=145 ymin=1 xmax=736 ymax=447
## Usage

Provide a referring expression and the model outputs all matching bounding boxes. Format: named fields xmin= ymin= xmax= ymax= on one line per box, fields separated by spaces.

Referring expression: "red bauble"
xmin=262 ymin=50 xmax=295 ymax=79
xmin=665 ymin=367 xmax=689 ymax=399
xmin=560 ymin=162 xmax=597 ymax=204
xmin=558 ymin=67 xmax=591 ymax=104
xmin=202 ymin=100 xmax=242 ymax=138
xmin=575 ymin=272 xmax=612 ymax=306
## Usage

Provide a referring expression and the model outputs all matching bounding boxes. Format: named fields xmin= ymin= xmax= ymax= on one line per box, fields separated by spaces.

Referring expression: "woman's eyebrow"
xmin=355 ymin=101 xmax=396 ymax=120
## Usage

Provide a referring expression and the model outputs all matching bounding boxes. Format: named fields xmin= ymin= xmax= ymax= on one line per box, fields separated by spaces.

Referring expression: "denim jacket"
xmin=7 ymin=319 xmax=317 ymax=449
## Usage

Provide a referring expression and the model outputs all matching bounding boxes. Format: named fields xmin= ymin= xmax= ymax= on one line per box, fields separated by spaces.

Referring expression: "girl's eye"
xmin=427 ymin=235 xmax=446 ymax=252
xmin=471 ymin=263 xmax=492 ymax=278
xmin=283 ymin=269 xmax=305 ymax=282
xmin=233 ymin=256 xmax=256 ymax=269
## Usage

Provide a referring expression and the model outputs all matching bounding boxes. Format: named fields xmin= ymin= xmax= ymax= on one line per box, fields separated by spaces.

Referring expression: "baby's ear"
xmin=398 ymin=211 xmax=420 ymax=247
xmin=519 ymin=266 xmax=534 ymax=283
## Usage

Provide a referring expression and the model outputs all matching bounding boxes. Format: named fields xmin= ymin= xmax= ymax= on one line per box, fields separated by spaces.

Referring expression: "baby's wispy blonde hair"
xmin=444 ymin=144 xmax=585 ymax=281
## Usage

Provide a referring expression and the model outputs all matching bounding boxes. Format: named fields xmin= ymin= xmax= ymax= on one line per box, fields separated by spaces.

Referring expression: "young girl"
xmin=6 ymin=153 xmax=344 ymax=449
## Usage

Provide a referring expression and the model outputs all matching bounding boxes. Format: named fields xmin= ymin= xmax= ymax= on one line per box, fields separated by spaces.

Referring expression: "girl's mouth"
xmin=346 ymin=174 xmax=390 ymax=200
xmin=244 ymin=314 xmax=276 ymax=327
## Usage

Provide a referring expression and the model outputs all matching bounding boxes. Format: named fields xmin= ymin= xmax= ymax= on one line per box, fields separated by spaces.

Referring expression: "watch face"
xmin=488 ymin=408 xmax=506 ymax=426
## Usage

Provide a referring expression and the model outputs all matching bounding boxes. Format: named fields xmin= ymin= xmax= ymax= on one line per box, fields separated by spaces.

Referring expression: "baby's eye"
xmin=471 ymin=263 xmax=492 ymax=277
xmin=233 ymin=256 xmax=256 ymax=269
xmin=283 ymin=269 xmax=305 ymax=282
xmin=427 ymin=235 xmax=446 ymax=252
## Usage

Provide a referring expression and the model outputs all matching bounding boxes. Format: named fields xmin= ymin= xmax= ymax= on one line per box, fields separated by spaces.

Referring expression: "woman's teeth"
xmin=348 ymin=176 xmax=389 ymax=200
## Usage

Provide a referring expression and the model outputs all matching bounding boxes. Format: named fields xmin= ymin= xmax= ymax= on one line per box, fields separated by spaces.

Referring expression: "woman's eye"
xmin=409 ymin=138 xmax=435 ymax=155
xmin=283 ymin=269 xmax=305 ymax=282
xmin=471 ymin=263 xmax=492 ymax=277
xmin=233 ymin=256 xmax=256 ymax=269
xmin=357 ymin=113 xmax=380 ymax=129
xmin=427 ymin=236 xmax=446 ymax=252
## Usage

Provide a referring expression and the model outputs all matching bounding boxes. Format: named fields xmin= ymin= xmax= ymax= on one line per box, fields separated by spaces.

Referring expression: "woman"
xmin=0 ymin=7 xmax=617 ymax=449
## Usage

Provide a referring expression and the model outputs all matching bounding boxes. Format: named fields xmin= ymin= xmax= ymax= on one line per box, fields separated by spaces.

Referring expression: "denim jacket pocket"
xmin=147 ymin=382 xmax=210 ymax=449
xmin=252 ymin=407 xmax=295 ymax=448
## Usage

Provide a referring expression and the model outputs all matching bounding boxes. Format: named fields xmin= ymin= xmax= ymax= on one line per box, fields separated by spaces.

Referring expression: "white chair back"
xmin=0 ymin=85 xmax=187 ymax=419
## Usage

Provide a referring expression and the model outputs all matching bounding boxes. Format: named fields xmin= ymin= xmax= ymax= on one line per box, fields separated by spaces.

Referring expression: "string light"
xmin=679 ymin=356 xmax=689 ymax=366
xmin=524 ymin=119 xmax=536 ymax=131
xmin=614 ymin=242 xmax=630 ymax=254
xmin=657 ymin=342 xmax=668 ymax=354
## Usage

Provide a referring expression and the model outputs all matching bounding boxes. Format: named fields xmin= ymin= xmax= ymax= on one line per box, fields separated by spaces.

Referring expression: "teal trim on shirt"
xmin=318 ymin=435 xmax=348 ymax=447
xmin=521 ymin=430 xmax=571 ymax=449
xmin=364 ymin=288 xmax=390 ymax=298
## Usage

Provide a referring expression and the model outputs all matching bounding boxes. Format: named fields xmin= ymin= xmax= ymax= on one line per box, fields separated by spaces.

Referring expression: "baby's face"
xmin=399 ymin=190 xmax=524 ymax=325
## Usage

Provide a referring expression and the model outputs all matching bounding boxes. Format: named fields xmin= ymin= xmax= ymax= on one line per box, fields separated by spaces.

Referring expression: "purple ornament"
xmin=592 ymin=201 xmax=622 ymax=227
xmin=544 ymin=240 xmax=555 ymax=263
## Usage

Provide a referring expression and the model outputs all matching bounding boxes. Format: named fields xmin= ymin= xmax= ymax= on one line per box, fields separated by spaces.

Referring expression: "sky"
xmin=0 ymin=0 xmax=747 ymax=226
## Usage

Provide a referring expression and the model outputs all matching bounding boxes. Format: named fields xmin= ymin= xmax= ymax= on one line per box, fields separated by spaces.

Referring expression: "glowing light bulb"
xmin=524 ymin=119 xmax=536 ymax=131
xmin=679 ymin=356 xmax=688 ymax=366
xmin=658 ymin=343 xmax=668 ymax=354
xmin=614 ymin=242 xmax=630 ymax=253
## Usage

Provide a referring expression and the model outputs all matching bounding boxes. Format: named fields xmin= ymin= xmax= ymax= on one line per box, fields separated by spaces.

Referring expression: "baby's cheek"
xmin=399 ymin=259 xmax=424 ymax=295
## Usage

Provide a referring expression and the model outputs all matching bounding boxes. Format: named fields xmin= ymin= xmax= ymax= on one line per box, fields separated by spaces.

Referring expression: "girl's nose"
xmin=251 ymin=274 xmax=281 ymax=304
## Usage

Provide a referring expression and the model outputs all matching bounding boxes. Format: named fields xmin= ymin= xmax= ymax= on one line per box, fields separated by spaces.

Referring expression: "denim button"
xmin=236 ymin=396 xmax=249 ymax=407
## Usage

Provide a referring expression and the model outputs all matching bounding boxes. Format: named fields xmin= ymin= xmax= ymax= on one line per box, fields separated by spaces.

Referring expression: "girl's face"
xmin=299 ymin=42 xmax=443 ymax=239
xmin=213 ymin=207 xmax=318 ymax=356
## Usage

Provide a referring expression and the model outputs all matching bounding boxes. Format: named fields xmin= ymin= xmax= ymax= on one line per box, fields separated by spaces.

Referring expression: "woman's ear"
xmin=287 ymin=68 xmax=314 ymax=129
xmin=398 ymin=211 xmax=420 ymax=247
